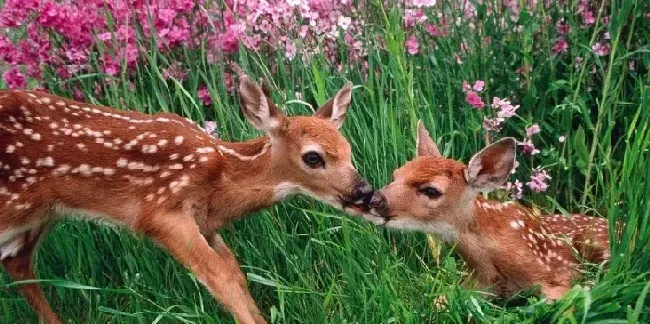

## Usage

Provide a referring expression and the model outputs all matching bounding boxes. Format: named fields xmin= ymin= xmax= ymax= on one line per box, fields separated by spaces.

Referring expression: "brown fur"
xmin=366 ymin=122 xmax=611 ymax=300
xmin=0 ymin=77 xmax=369 ymax=324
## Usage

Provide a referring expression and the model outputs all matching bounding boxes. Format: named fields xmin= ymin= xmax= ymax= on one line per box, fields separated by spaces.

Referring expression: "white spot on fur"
xmin=168 ymin=163 xmax=183 ymax=170
xmin=196 ymin=147 xmax=215 ymax=154
xmin=174 ymin=136 xmax=184 ymax=145
xmin=510 ymin=220 xmax=524 ymax=229
xmin=217 ymin=141 xmax=271 ymax=161
xmin=116 ymin=158 xmax=128 ymax=168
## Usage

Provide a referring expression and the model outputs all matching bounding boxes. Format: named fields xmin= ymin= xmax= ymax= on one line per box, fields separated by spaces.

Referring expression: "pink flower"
xmin=466 ymin=91 xmax=485 ymax=109
xmin=592 ymin=42 xmax=610 ymax=56
xmin=492 ymin=97 xmax=519 ymax=118
xmin=0 ymin=35 xmax=15 ymax=63
xmin=516 ymin=65 xmax=532 ymax=75
xmin=425 ymin=24 xmax=440 ymax=37
xmin=462 ymin=81 xmax=471 ymax=92
xmin=404 ymin=9 xmax=427 ymax=28
xmin=527 ymin=168 xmax=552 ymax=193
xmin=497 ymin=104 xmax=519 ymax=118
xmin=198 ymin=85 xmax=212 ymax=106
xmin=574 ymin=56 xmax=584 ymax=68
xmin=526 ymin=124 xmax=540 ymax=137
xmin=503 ymin=179 xmax=523 ymax=199
xmin=223 ymin=72 xmax=235 ymax=92
xmin=338 ymin=16 xmax=352 ymax=30
xmin=472 ymin=80 xmax=485 ymax=92
xmin=482 ymin=116 xmax=505 ymax=131
xmin=551 ymin=39 xmax=569 ymax=55
xmin=556 ymin=21 xmax=570 ymax=35
xmin=203 ymin=121 xmax=218 ymax=136
xmin=285 ymin=40 xmax=297 ymax=60
xmin=583 ymin=11 xmax=596 ymax=25
xmin=519 ymin=138 xmax=540 ymax=155
xmin=163 ymin=62 xmax=188 ymax=80
xmin=73 ymin=89 xmax=85 ymax=101
xmin=3 ymin=68 xmax=26 ymax=89
xmin=406 ymin=35 xmax=419 ymax=55
xmin=409 ymin=0 xmax=437 ymax=7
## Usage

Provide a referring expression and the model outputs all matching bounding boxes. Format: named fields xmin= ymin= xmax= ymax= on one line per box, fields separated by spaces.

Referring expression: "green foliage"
xmin=2 ymin=1 xmax=650 ymax=323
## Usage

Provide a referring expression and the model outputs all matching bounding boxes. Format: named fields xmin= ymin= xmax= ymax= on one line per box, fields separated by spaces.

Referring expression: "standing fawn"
xmin=0 ymin=76 xmax=374 ymax=324
xmin=365 ymin=120 xmax=610 ymax=300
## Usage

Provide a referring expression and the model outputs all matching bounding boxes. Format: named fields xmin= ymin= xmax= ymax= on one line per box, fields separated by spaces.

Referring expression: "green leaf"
xmin=574 ymin=126 xmax=590 ymax=167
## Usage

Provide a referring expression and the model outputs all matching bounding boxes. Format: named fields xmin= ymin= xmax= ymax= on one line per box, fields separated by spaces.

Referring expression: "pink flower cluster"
xmin=520 ymin=124 xmax=541 ymax=155
xmin=401 ymin=1 xmax=447 ymax=55
xmin=462 ymin=80 xmax=485 ymax=109
xmin=0 ymin=0 xmax=368 ymax=93
xmin=483 ymin=96 xmax=520 ymax=132
xmin=462 ymin=80 xmax=552 ymax=199
xmin=527 ymin=167 xmax=552 ymax=193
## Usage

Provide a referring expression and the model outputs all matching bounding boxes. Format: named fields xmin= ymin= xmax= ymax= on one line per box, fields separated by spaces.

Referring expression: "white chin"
xmin=361 ymin=213 xmax=387 ymax=226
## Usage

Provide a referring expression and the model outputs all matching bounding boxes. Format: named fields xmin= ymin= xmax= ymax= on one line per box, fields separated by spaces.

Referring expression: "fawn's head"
xmin=238 ymin=76 xmax=373 ymax=213
xmin=366 ymin=120 xmax=516 ymax=241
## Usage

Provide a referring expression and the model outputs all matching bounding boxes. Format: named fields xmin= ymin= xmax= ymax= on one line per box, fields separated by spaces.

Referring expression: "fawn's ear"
xmin=416 ymin=120 xmax=441 ymax=157
xmin=239 ymin=76 xmax=287 ymax=134
xmin=466 ymin=137 xmax=517 ymax=192
xmin=313 ymin=81 xmax=353 ymax=129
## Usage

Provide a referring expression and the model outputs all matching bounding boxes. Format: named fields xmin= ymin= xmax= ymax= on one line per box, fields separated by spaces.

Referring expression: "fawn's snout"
xmin=351 ymin=180 xmax=374 ymax=203
xmin=342 ymin=179 xmax=375 ymax=214
xmin=368 ymin=191 xmax=388 ymax=216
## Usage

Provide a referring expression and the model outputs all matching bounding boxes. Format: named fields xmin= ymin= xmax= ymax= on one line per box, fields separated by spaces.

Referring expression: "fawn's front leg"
xmin=141 ymin=212 xmax=265 ymax=324
xmin=205 ymin=233 xmax=264 ymax=321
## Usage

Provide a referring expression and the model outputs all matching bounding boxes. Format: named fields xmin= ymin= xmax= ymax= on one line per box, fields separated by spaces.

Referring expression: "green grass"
xmin=2 ymin=1 xmax=650 ymax=323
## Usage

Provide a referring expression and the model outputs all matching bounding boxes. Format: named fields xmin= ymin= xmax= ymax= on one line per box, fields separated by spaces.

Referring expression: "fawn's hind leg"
xmin=1 ymin=220 xmax=61 ymax=324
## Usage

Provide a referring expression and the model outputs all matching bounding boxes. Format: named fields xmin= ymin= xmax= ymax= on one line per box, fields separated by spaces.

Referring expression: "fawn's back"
xmin=0 ymin=90 xmax=223 ymax=230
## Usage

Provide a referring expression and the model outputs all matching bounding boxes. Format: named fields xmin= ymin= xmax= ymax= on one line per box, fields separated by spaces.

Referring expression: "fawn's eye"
xmin=420 ymin=186 xmax=442 ymax=199
xmin=302 ymin=151 xmax=325 ymax=168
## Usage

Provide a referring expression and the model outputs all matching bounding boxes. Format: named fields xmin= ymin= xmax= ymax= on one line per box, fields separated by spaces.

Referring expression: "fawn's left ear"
xmin=313 ymin=81 xmax=353 ymax=129
xmin=239 ymin=75 xmax=288 ymax=134
xmin=466 ymin=137 xmax=517 ymax=192
xmin=416 ymin=120 xmax=441 ymax=157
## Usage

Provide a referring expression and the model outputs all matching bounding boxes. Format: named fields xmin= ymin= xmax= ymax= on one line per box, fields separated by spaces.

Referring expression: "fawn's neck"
xmin=204 ymin=136 xmax=296 ymax=225
xmin=453 ymin=196 xmax=515 ymax=278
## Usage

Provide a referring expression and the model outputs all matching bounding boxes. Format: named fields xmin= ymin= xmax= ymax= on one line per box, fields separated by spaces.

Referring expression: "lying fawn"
xmin=0 ymin=76 xmax=374 ymax=324
xmin=365 ymin=120 xmax=610 ymax=300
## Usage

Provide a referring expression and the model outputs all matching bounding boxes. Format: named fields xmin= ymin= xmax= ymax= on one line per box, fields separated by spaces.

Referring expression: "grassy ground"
xmin=2 ymin=1 xmax=650 ymax=323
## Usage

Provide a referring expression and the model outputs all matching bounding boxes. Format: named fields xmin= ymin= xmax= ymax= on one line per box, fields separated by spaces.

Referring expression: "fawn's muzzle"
xmin=351 ymin=180 xmax=374 ymax=203
xmin=369 ymin=191 xmax=389 ymax=218
xmin=342 ymin=180 xmax=374 ymax=212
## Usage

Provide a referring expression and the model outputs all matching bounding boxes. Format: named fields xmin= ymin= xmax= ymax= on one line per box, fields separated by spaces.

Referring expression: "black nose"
xmin=369 ymin=192 xmax=388 ymax=216
xmin=352 ymin=180 xmax=374 ymax=202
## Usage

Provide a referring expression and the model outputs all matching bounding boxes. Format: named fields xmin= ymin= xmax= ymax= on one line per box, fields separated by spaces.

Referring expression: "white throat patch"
xmin=273 ymin=182 xmax=303 ymax=201
xmin=386 ymin=219 xmax=459 ymax=242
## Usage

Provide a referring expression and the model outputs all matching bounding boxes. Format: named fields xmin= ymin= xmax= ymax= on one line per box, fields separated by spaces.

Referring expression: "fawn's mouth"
xmin=361 ymin=209 xmax=391 ymax=225
xmin=340 ymin=195 xmax=373 ymax=214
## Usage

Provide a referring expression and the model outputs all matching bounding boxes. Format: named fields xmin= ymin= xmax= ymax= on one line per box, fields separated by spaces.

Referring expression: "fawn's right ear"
xmin=313 ymin=81 xmax=354 ymax=129
xmin=465 ymin=137 xmax=517 ymax=192
xmin=239 ymin=76 xmax=288 ymax=134
xmin=416 ymin=120 xmax=441 ymax=157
